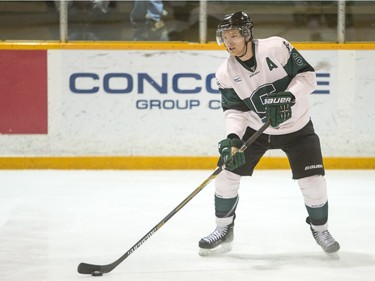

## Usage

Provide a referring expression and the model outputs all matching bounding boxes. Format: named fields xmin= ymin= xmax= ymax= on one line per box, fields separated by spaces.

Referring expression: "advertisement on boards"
xmin=50 ymin=50 xmax=340 ymax=156
xmin=0 ymin=48 xmax=374 ymax=157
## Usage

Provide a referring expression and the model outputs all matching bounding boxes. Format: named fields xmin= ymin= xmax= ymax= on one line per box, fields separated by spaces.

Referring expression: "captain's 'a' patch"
xmin=266 ymin=57 xmax=278 ymax=71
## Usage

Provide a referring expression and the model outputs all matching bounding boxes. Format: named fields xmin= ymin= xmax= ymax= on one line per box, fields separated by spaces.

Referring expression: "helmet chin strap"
xmin=236 ymin=41 xmax=248 ymax=58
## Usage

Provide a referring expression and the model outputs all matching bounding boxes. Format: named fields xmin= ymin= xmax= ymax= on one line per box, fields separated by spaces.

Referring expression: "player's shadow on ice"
xmin=225 ymin=251 xmax=375 ymax=270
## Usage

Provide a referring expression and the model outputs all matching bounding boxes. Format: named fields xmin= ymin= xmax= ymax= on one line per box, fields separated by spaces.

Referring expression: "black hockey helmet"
xmin=216 ymin=11 xmax=254 ymax=45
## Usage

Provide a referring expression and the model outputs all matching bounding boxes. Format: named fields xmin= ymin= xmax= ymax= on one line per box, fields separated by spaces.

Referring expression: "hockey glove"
xmin=219 ymin=138 xmax=246 ymax=171
xmin=264 ymin=91 xmax=295 ymax=128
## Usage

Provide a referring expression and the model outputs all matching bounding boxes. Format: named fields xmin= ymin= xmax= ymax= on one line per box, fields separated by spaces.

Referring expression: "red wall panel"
xmin=0 ymin=50 xmax=47 ymax=134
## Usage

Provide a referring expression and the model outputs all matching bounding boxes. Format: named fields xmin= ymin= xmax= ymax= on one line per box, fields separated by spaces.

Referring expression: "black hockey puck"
xmin=91 ymin=271 xmax=103 ymax=277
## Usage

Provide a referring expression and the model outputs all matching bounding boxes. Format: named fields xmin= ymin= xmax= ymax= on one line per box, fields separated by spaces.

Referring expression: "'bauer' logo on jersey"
xmin=249 ymin=71 xmax=260 ymax=78
xmin=304 ymin=164 xmax=323 ymax=171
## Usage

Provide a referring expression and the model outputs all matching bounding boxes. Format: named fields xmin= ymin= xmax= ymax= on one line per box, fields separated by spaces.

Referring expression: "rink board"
xmin=0 ymin=42 xmax=374 ymax=169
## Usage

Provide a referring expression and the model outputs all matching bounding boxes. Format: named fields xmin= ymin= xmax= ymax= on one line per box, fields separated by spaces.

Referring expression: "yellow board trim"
xmin=0 ymin=157 xmax=373 ymax=170
xmin=0 ymin=41 xmax=375 ymax=50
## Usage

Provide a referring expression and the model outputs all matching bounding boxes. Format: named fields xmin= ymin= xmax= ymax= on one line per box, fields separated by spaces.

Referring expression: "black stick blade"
xmin=77 ymin=263 xmax=107 ymax=275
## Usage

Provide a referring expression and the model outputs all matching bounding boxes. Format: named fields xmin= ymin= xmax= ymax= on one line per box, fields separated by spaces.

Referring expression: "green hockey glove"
xmin=264 ymin=91 xmax=295 ymax=128
xmin=218 ymin=138 xmax=246 ymax=171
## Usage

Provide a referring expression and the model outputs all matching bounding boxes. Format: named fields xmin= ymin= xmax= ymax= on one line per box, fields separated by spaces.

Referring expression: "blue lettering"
xmin=70 ymin=73 xmax=99 ymax=94
xmin=138 ymin=73 xmax=167 ymax=94
xmin=209 ymin=100 xmax=221 ymax=109
xmin=150 ymin=100 xmax=162 ymax=109
xmin=136 ymin=100 xmax=148 ymax=109
xmin=173 ymin=73 xmax=201 ymax=94
xmin=136 ymin=99 xmax=200 ymax=110
xmin=190 ymin=100 xmax=200 ymax=109
xmin=206 ymin=74 xmax=219 ymax=94
xmin=69 ymin=72 xmax=220 ymax=95
xmin=103 ymin=73 xmax=132 ymax=94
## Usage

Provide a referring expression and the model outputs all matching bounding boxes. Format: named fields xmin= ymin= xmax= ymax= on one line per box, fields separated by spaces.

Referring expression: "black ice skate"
xmin=306 ymin=217 xmax=340 ymax=254
xmin=198 ymin=224 xmax=234 ymax=256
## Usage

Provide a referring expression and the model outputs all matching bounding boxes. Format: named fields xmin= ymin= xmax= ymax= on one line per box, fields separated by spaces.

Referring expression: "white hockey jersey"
xmin=216 ymin=36 xmax=317 ymax=137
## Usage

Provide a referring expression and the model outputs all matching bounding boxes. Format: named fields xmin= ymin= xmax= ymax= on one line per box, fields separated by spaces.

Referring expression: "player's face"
xmin=222 ymin=29 xmax=246 ymax=56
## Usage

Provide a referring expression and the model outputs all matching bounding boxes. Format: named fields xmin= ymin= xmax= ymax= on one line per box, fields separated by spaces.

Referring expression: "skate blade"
xmin=323 ymin=243 xmax=340 ymax=259
xmin=324 ymin=251 xmax=340 ymax=260
xmin=199 ymin=243 xmax=232 ymax=256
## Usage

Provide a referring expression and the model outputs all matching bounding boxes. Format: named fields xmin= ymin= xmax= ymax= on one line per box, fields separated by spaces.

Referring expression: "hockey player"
xmin=199 ymin=11 xmax=340 ymax=256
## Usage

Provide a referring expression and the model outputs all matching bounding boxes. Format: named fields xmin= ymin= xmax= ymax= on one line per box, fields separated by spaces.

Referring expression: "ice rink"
xmin=1 ymin=169 xmax=374 ymax=281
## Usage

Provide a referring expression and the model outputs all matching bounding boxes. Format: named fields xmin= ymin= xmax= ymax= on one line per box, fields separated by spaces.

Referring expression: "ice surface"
xmin=1 ymin=170 xmax=374 ymax=280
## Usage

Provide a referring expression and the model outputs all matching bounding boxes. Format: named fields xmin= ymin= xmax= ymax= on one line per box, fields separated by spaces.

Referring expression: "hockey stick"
xmin=77 ymin=120 xmax=270 ymax=276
